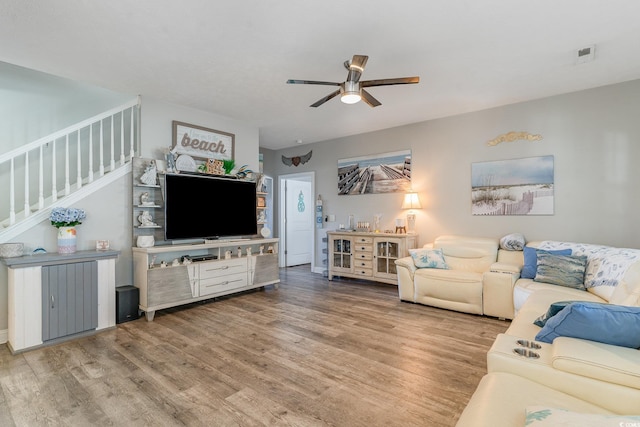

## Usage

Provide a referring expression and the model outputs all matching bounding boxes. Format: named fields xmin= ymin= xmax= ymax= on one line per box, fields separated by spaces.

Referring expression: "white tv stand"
xmin=132 ymin=238 xmax=279 ymax=321
xmin=205 ymin=238 xmax=251 ymax=243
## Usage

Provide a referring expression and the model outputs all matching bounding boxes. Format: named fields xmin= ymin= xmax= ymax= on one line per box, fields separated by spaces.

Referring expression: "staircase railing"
xmin=0 ymin=97 xmax=140 ymax=243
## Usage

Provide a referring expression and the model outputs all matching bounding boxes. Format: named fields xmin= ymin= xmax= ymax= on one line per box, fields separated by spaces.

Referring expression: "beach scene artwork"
xmin=471 ymin=155 xmax=554 ymax=215
xmin=337 ymin=150 xmax=412 ymax=195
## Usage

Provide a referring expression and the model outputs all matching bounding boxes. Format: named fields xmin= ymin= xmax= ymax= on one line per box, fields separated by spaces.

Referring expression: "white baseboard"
xmin=0 ymin=329 xmax=7 ymax=344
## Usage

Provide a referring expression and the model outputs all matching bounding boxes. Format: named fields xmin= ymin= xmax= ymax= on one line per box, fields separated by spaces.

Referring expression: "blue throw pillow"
xmin=521 ymin=247 xmax=572 ymax=279
xmin=533 ymin=301 xmax=583 ymax=327
xmin=535 ymin=302 xmax=640 ymax=348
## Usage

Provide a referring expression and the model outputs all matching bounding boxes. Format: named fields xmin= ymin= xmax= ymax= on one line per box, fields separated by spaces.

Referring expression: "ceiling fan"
xmin=287 ymin=54 xmax=419 ymax=108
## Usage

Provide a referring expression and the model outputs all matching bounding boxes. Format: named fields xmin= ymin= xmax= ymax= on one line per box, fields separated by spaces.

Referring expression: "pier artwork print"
xmin=337 ymin=150 xmax=412 ymax=195
xmin=471 ymin=155 xmax=554 ymax=215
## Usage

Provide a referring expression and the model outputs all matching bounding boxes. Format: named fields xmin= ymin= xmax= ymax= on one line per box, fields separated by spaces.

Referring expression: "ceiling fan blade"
xmin=287 ymin=79 xmax=340 ymax=86
xmin=310 ymin=89 xmax=341 ymax=107
xmin=361 ymin=89 xmax=382 ymax=108
xmin=346 ymin=55 xmax=369 ymax=83
xmin=361 ymin=76 xmax=420 ymax=87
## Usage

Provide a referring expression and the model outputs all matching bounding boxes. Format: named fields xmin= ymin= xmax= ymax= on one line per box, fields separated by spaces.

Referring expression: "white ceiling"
xmin=2 ymin=1 xmax=640 ymax=150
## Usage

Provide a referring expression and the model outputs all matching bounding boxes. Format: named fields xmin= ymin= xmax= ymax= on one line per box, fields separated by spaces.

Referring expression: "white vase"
xmin=57 ymin=226 xmax=77 ymax=254
xmin=137 ymin=235 xmax=155 ymax=248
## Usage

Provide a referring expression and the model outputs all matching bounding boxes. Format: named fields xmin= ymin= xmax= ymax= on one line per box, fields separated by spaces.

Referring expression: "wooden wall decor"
xmin=487 ymin=131 xmax=543 ymax=146
xmin=282 ymin=150 xmax=312 ymax=167
xmin=172 ymin=121 xmax=234 ymax=161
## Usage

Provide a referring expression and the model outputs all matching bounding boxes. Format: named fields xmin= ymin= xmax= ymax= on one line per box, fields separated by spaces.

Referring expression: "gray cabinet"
xmin=3 ymin=250 xmax=119 ymax=354
xmin=41 ymin=261 xmax=98 ymax=341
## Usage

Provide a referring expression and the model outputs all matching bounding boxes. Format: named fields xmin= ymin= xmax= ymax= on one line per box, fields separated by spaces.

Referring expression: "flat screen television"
xmin=164 ymin=173 xmax=257 ymax=241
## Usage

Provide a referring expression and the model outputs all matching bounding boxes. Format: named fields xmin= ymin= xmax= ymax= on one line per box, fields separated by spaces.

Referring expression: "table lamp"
xmin=401 ymin=192 xmax=422 ymax=234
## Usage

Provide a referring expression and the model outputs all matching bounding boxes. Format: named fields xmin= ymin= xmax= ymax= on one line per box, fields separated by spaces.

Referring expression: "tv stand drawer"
xmin=200 ymin=272 xmax=248 ymax=296
xmin=199 ymin=258 xmax=247 ymax=279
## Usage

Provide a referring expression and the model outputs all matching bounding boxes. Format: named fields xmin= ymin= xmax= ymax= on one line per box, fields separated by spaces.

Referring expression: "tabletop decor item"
xmin=139 ymin=160 xmax=158 ymax=186
xmin=50 ymin=207 xmax=86 ymax=254
xmin=96 ymin=240 xmax=110 ymax=251
xmin=0 ymin=242 xmax=24 ymax=258
xmin=137 ymin=211 xmax=158 ymax=227
xmin=136 ymin=235 xmax=155 ymax=248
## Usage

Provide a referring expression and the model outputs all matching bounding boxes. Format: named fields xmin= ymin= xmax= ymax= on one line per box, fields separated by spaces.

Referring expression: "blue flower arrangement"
xmin=49 ymin=207 xmax=86 ymax=228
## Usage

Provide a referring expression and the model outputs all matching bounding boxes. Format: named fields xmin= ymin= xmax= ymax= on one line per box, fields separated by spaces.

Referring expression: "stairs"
xmin=0 ymin=98 xmax=140 ymax=244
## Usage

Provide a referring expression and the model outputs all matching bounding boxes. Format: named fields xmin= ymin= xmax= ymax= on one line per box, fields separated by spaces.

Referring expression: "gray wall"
xmin=270 ymin=79 xmax=640 ymax=269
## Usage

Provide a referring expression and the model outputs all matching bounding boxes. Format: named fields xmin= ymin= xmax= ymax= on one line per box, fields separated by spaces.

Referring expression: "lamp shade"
xmin=401 ymin=192 xmax=422 ymax=210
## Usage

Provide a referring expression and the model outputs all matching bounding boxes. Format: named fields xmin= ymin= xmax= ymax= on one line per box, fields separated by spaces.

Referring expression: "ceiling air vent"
xmin=576 ymin=45 xmax=596 ymax=64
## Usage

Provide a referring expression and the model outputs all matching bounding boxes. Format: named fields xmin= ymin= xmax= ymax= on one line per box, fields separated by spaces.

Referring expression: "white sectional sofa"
xmin=395 ymin=236 xmax=640 ymax=426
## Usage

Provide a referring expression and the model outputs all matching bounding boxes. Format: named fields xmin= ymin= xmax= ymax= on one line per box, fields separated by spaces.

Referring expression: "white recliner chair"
xmin=396 ymin=235 xmax=499 ymax=315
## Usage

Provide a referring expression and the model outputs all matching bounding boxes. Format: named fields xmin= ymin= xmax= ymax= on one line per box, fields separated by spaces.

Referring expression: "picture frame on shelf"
xmin=172 ymin=120 xmax=235 ymax=162
xmin=96 ymin=240 xmax=110 ymax=251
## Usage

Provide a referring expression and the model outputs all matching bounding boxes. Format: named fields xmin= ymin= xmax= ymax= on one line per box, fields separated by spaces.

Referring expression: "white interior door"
xmin=284 ymin=179 xmax=313 ymax=266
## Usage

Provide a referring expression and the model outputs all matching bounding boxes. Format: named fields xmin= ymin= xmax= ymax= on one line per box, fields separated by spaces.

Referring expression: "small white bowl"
xmin=0 ymin=243 xmax=24 ymax=258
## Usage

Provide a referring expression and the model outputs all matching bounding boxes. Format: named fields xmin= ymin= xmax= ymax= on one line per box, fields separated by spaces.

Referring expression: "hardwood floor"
xmin=0 ymin=266 xmax=509 ymax=426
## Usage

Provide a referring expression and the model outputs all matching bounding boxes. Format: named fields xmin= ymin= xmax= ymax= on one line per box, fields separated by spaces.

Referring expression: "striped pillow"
xmin=534 ymin=253 xmax=587 ymax=290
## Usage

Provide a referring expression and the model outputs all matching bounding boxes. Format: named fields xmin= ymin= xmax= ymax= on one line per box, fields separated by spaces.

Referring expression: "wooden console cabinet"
xmin=328 ymin=231 xmax=418 ymax=285
xmin=133 ymin=238 xmax=279 ymax=321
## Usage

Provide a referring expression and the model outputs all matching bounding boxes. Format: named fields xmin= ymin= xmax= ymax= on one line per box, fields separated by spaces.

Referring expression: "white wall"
xmin=270 ymin=79 xmax=640 ymax=268
xmin=0 ymin=61 xmax=132 ymax=151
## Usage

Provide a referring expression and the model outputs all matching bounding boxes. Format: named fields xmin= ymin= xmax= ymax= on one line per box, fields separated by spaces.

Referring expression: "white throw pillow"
xmin=409 ymin=248 xmax=448 ymax=269
xmin=525 ymin=406 xmax=640 ymax=426
xmin=500 ymin=233 xmax=526 ymax=251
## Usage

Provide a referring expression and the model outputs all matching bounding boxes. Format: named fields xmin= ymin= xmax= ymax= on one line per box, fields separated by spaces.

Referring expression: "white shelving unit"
xmin=132 ymin=157 xmax=166 ymax=244
xmin=257 ymin=175 xmax=273 ymax=237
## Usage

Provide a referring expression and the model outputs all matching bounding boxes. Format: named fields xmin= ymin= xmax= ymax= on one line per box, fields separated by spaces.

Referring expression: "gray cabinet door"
xmin=42 ymin=261 xmax=98 ymax=341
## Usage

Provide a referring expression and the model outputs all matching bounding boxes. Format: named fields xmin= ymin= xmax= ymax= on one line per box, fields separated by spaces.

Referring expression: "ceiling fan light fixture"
xmin=341 ymin=92 xmax=361 ymax=104
xmin=341 ymin=81 xmax=361 ymax=104
xmin=287 ymin=54 xmax=419 ymax=108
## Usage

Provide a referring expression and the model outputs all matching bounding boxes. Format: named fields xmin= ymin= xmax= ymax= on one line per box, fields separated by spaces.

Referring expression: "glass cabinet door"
xmin=332 ymin=238 xmax=352 ymax=270
xmin=377 ymin=241 xmax=399 ymax=258
xmin=374 ymin=239 xmax=401 ymax=277
xmin=332 ymin=252 xmax=351 ymax=269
